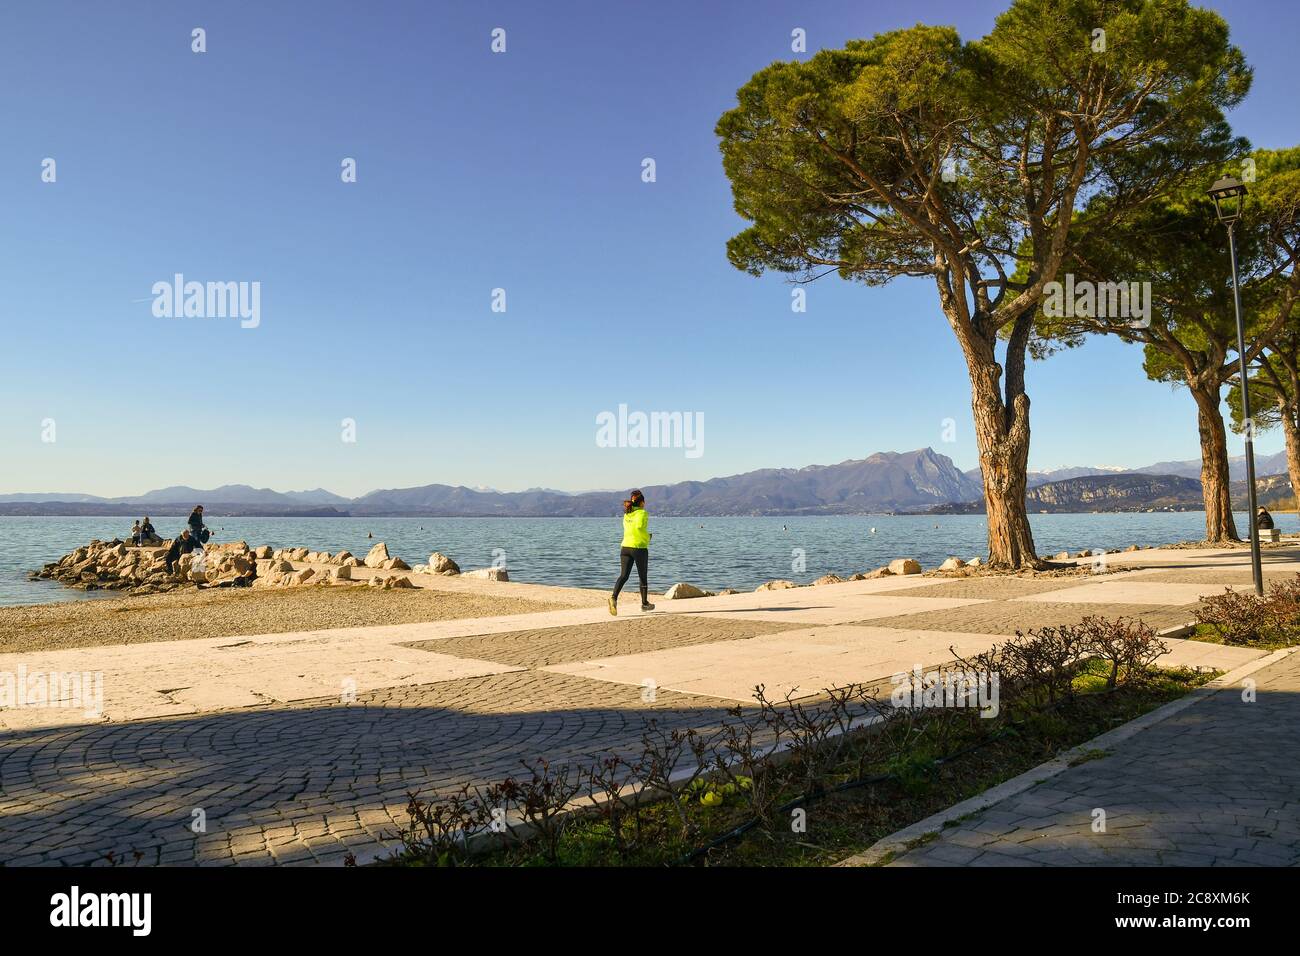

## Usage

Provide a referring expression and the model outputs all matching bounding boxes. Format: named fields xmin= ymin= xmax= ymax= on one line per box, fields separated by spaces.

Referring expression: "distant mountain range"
xmin=966 ymin=449 xmax=1291 ymax=488
xmin=0 ymin=448 xmax=1292 ymax=517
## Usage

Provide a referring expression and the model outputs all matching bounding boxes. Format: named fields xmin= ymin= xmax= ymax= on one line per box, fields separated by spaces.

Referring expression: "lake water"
xmin=0 ymin=511 xmax=1269 ymax=608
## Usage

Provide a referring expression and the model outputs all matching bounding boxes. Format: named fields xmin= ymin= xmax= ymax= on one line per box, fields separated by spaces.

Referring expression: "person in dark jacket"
xmin=188 ymin=506 xmax=207 ymax=547
xmin=1257 ymin=507 xmax=1276 ymax=531
xmin=164 ymin=530 xmax=196 ymax=574
xmin=139 ymin=516 xmax=160 ymax=545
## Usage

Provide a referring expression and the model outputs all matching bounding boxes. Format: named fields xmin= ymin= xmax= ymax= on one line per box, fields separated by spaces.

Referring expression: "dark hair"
xmin=624 ymin=489 xmax=644 ymax=513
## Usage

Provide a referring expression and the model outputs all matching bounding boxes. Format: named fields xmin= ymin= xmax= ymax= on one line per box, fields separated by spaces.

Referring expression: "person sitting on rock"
xmin=164 ymin=530 xmax=196 ymax=574
xmin=130 ymin=521 xmax=141 ymax=546
xmin=188 ymin=506 xmax=208 ymax=548
xmin=1257 ymin=507 xmax=1276 ymax=531
xmin=139 ymin=516 xmax=160 ymax=545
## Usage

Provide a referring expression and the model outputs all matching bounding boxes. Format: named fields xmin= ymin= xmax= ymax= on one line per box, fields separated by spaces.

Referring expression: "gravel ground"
xmin=0 ymin=585 xmax=577 ymax=654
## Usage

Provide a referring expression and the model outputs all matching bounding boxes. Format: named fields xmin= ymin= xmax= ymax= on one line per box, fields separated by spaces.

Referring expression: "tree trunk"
xmin=1190 ymin=383 xmax=1240 ymax=542
xmin=969 ymin=356 xmax=1039 ymax=568
xmin=1279 ymin=399 xmax=1300 ymax=518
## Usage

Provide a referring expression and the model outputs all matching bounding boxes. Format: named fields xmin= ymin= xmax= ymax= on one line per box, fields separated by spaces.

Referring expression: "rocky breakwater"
xmin=33 ymin=539 xmax=264 ymax=596
xmin=33 ymin=539 xmax=508 ymax=597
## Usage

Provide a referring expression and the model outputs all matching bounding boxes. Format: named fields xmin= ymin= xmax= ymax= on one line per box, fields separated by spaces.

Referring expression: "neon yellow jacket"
xmin=621 ymin=507 xmax=650 ymax=548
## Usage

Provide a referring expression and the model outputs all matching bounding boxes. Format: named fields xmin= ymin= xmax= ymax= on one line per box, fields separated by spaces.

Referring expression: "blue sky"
xmin=2 ymin=0 xmax=1296 ymax=498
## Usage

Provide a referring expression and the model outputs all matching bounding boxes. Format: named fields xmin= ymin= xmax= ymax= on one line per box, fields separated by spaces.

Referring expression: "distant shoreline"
xmin=0 ymin=507 xmax=1276 ymax=518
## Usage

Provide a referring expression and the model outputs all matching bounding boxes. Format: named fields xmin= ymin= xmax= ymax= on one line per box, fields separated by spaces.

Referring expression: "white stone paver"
xmin=1155 ymin=638 xmax=1265 ymax=672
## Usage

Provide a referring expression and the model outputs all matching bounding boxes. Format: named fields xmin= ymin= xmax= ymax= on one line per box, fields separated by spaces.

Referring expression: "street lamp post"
xmin=1208 ymin=175 xmax=1263 ymax=596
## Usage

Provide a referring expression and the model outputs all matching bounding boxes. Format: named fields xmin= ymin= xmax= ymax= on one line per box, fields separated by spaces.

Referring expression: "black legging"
xmin=612 ymin=547 xmax=648 ymax=603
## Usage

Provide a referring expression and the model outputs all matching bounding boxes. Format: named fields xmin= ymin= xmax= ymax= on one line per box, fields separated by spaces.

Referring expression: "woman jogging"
xmin=609 ymin=489 xmax=653 ymax=615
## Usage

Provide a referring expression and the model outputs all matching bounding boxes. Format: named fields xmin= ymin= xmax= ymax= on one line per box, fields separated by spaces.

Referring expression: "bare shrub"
xmin=1195 ymin=587 xmax=1272 ymax=645
xmin=397 ymin=782 xmax=487 ymax=866
xmin=1004 ymin=625 xmax=1092 ymax=703
xmin=1263 ymin=576 xmax=1300 ymax=645
xmin=1075 ymin=615 xmax=1169 ymax=688
xmin=585 ymin=753 xmax=648 ymax=859
xmin=711 ymin=690 xmax=789 ymax=826
xmin=513 ymin=759 xmax=585 ymax=863
xmin=638 ymin=720 xmax=716 ymax=840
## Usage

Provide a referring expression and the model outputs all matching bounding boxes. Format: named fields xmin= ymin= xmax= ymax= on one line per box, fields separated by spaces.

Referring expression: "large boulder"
xmin=812 ymin=573 xmax=844 ymax=586
xmin=462 ymin=567 xmax=509 ymax=582
xmin=865 ymin=566 xmax=895 ymax=579
xmin=334 ymin=550 xmax=354 ymax=565
xmin=364 ymin=542 xmax=391 ymax=568
xmin=938 ymin=557 xmax=966 ymax=572
xmin=428 ymin=552 xmax=460 ymax=575
xmin=382 ymin=557 xmax=411 ymax=571
xmin=887 ymin=559 xmax=921 ymax=576
xmin=756 ymin=579 xmax=798 ymax=591
xmin=664 ymin=582 xmax=707 ymax=600
xmin=370 ymin=574 xmax=416 ymax=589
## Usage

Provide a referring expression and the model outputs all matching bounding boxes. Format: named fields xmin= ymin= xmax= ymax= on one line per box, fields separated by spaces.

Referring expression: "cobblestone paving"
xmin=412 ymin=616 xmax=794 ymax=667
xmin=866 ymin=601 xmax=1196 ymax=636
xmin=887 ymin=577 xmax=1096 ymax=600
xmin=0 ymin=670 xmax=738 ymax=866
xmin=887 ymin=651 xmax=1300 ymax=866
xmin=1129 ymin=568 xmax=1300 ymax=586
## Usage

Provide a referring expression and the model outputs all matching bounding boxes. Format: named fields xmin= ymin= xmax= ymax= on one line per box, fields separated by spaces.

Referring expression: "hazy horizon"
xmin=0 ymin=443 xmax=1285 ymax=502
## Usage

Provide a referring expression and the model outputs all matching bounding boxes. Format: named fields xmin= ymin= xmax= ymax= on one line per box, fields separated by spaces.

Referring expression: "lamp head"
xmin=1207 ymin=176 xmax=1247 ymax=224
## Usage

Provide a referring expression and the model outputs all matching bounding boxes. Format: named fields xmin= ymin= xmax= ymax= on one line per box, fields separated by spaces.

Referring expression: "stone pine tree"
xmin=716 ymin=0 xmax=1248 ymax=566
xmin=1034 ymin=149 xmax=1299 ymax=542
xmin=1221 ymin=148 xmax=1300 ymax=510
xmin=1038 ymin=148 xmax=1300 ymax=540
xmin=1228 ymin=327 xmax=1300 ymax=512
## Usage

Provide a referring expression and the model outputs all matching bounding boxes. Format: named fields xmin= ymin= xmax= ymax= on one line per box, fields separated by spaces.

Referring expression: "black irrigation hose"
xmin=673 ymin=685 xmax=1134 ymax=866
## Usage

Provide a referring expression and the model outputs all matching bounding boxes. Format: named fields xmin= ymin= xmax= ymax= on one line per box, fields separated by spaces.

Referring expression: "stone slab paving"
xmin=543 ymin=627 xmax=1262 ymax=702
xmin=0 ymin=608 xmax=621 ymax=731
xmin=1013 ymin=579 xmax=1250 ymax=605
xmin=543 ymin=625 xmax=1006 ymax=702
xmin=0 ymin=544 xmax=1284 ymax=866
xmin=867 ymin=600 xmax=1198 ymax=636
xmin=875 ymin=650 xmax=1300 ymax=867
xmin=413 ymin=615 xmax=794 ymax=668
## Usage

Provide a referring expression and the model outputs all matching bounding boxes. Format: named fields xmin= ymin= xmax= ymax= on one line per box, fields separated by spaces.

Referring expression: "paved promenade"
xmin=872 ymin=648 xmax=1300 ymax=867
xmin=0 ymin=546 xmax=1293 ymax=866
